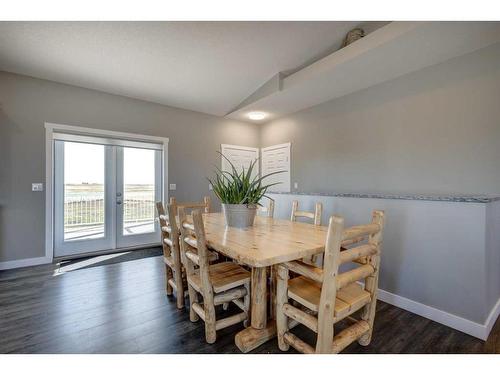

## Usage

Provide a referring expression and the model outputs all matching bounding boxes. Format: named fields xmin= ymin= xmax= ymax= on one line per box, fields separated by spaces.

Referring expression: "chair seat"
xmin=188 ymin=262 xmax=250 ymax=293
xmin=288 ymin=276 xmax=371 ymax=318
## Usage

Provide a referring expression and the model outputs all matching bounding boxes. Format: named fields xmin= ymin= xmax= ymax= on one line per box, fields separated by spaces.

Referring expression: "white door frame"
xmin=45 ymin=122 xmax=169 ymax=262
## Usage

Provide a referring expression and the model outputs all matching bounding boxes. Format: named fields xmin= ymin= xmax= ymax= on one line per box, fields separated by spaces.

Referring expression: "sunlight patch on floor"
xmin=53 ymin=251 xmax=131 ymax=276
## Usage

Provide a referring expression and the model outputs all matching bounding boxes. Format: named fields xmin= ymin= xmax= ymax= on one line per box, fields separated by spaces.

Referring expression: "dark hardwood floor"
xmin=1 ymin=249 xmax=498 ymax=354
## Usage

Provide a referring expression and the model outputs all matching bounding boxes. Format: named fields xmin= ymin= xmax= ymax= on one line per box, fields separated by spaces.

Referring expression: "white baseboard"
xmin=377 ymin=288 xmax=499 ymax=341
xmin=484 ymin=297 xmax=500 ymax=338
xmin=0 ymin=255 xmax=52 ymax=270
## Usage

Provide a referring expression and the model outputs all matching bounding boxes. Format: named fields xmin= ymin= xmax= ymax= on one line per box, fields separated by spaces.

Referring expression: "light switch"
xmin=169 ymin=183 xmax=177 ymax=191
xmin=32 ymin=183 xmax=44 ymax=192
xmin=293 ymin=182 xmax=298 ymax=189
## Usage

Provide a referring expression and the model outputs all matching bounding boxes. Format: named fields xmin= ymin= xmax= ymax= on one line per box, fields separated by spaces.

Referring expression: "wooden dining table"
xmin=201 ymin=212 xmax=329 ymax=353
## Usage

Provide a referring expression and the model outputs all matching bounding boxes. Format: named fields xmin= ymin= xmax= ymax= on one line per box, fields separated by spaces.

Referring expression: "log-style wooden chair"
xmin=291 ymin=200 xmax=323 ymax=266
xmin=290 ymin=200 xmax=322 ymax=225
xmin=258 ymin=198 xmax=275 ymax=218
xmin=179 ymin=208 xmax=251 ymax=344
xmin=275 ymin=210 xmax=385 ymax=354
xmin=169 ymin=196 xmax=211 ymax=215
xmin=156 ymin=201 xmax=185 ymax=308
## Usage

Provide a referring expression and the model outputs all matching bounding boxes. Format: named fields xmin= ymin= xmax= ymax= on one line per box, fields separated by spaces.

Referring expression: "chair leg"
xmin=173 ymin=264 xmax=184 ymax=309
xmin=358 ymin=275 xmax=379 ymax=346
xmin=315 ymin=311 xmax=335 ymax=354
xmin=204 ymin=303 xmax=217 ymax=344
xmin=187 ymin=284 xmax=199 ymax=322
xmin=165 ymin=265 xmax=173 ymax=295
xmin=276 ymin=265 xmax=290 ymax=351
xmin=243 ymin=281 xmax=251 ymax=327
xmin=315 ymin=286 xmax=336 ymax=353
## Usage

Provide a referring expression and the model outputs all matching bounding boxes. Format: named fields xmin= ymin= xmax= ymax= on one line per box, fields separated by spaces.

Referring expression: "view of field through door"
xmin=53 ymin=135 xmax=163 ymax=258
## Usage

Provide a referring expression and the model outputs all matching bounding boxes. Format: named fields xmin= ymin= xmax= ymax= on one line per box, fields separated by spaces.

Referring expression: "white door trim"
xmin=45 ymin=122 xmax=169 ymax=265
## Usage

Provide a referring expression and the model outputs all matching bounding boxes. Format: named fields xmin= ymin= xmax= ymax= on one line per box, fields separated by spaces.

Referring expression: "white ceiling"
xmin=0 ymin=21 xmax=379 ymax=117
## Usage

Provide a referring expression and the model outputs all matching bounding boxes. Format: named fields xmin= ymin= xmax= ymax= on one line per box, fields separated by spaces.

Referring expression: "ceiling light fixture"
xmin=248 ymin=112 xmax=266 ymax=121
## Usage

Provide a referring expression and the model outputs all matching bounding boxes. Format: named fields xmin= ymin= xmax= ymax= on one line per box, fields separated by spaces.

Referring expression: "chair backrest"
xmin=156 ymin=202 xmax=171 ymax=258
xmin=316 ymin=210 xmax=384 ymax=351
xmin=170 ymin=196 xmax=211 ymax=216
xmin=178 ymin=207 xmax=212 ymax=293
xmin=155 ymin=201 xmax=181 ymax=262
xmin=177 ymin=206 xmax=190 ymax=267
xmin=290 ymin=200 xmax=322 ymax=225
xmin=258 ymin=199 xmax=275 ymax=218
xmin=165 ymin=202 xmax=181 ymax=260
xmin=156 ymin=201 xmax=167 ymax=227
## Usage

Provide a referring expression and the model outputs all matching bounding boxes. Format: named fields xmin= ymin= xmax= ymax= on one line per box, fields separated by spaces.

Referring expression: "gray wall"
xmin=0 ymin=72 xmax=259 ymax=262
xmin=268 ymin=192 xmax=489 ymax=324
xmin=3 ymin=42 xmax=500 ymax=265
xmin=486 ymin=200 xmax=500 ymax=315
xmin=260 ymin=42 xmax=500 ymax=196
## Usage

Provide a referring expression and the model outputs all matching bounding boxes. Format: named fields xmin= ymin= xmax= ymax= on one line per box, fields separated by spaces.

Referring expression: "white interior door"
xmin=54 ymin=137 xmax=163 ymax=258
xmin=261 ymin=143 xmax=291 ymax=192
xmin=221 ymin=144 xmax=259 ymax=178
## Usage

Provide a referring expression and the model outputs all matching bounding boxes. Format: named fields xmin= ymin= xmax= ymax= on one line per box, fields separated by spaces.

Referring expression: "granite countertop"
xmin=267 ymin=191 xmax=500 ymax=203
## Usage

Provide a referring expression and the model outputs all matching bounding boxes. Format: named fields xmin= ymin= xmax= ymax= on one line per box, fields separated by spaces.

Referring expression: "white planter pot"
xmin=222 ymin=204 xmax=258 ymax=228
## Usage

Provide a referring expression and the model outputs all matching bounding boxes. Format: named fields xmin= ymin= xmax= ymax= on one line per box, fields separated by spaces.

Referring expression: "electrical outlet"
xmin=293 ymin=182 xmax=298 ymax=189
xmin=169 ymin=183 xmax=176 ymax=191
xmin=32 ymin=183 xmax=44 ymax=192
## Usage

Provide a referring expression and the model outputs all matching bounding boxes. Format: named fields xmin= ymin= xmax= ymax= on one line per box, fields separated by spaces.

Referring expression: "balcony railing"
xmin=64 ymin=197 xmax=155 ymax=227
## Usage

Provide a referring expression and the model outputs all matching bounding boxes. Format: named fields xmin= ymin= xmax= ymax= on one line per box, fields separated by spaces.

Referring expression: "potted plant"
xmin=208 ymin=152 xmax=284 ymax=228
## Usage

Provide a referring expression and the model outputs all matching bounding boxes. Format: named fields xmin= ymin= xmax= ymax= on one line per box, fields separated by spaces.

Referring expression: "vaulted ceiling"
xmin=0 ymin=21 xmax=381 ymax=117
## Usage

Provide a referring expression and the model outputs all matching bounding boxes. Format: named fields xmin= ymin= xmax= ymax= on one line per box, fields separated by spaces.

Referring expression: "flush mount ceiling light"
xmin=247 ymin=112 xmax=266 ymax=121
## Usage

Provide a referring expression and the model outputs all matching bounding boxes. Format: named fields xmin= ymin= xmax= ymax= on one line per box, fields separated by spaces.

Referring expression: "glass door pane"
xmin=54 ymin=140 xmax=114 ymax=257
xmin=116 ymin=146 xmax=161 ymax=248
xmin=122 ymin=147 xmax=156 ymax=235
xmin=64 ymin=142 xmax=105 ymax=240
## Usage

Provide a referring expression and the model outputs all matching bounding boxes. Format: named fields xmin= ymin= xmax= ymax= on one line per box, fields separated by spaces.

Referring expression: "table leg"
xmin=235 ymin=266 xmax=279 ymax=353
xmin=235 ymin=320 xmax=277 ymax=353
xmin=251 ymin=267 xmax=267 ymax=329
xmin=234 ymin=266 xmax=299 ymax=353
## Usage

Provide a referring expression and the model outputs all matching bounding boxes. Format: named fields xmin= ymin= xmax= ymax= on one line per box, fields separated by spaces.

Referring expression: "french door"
xmin=53 ymin=137 xmax=162 ymax=258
